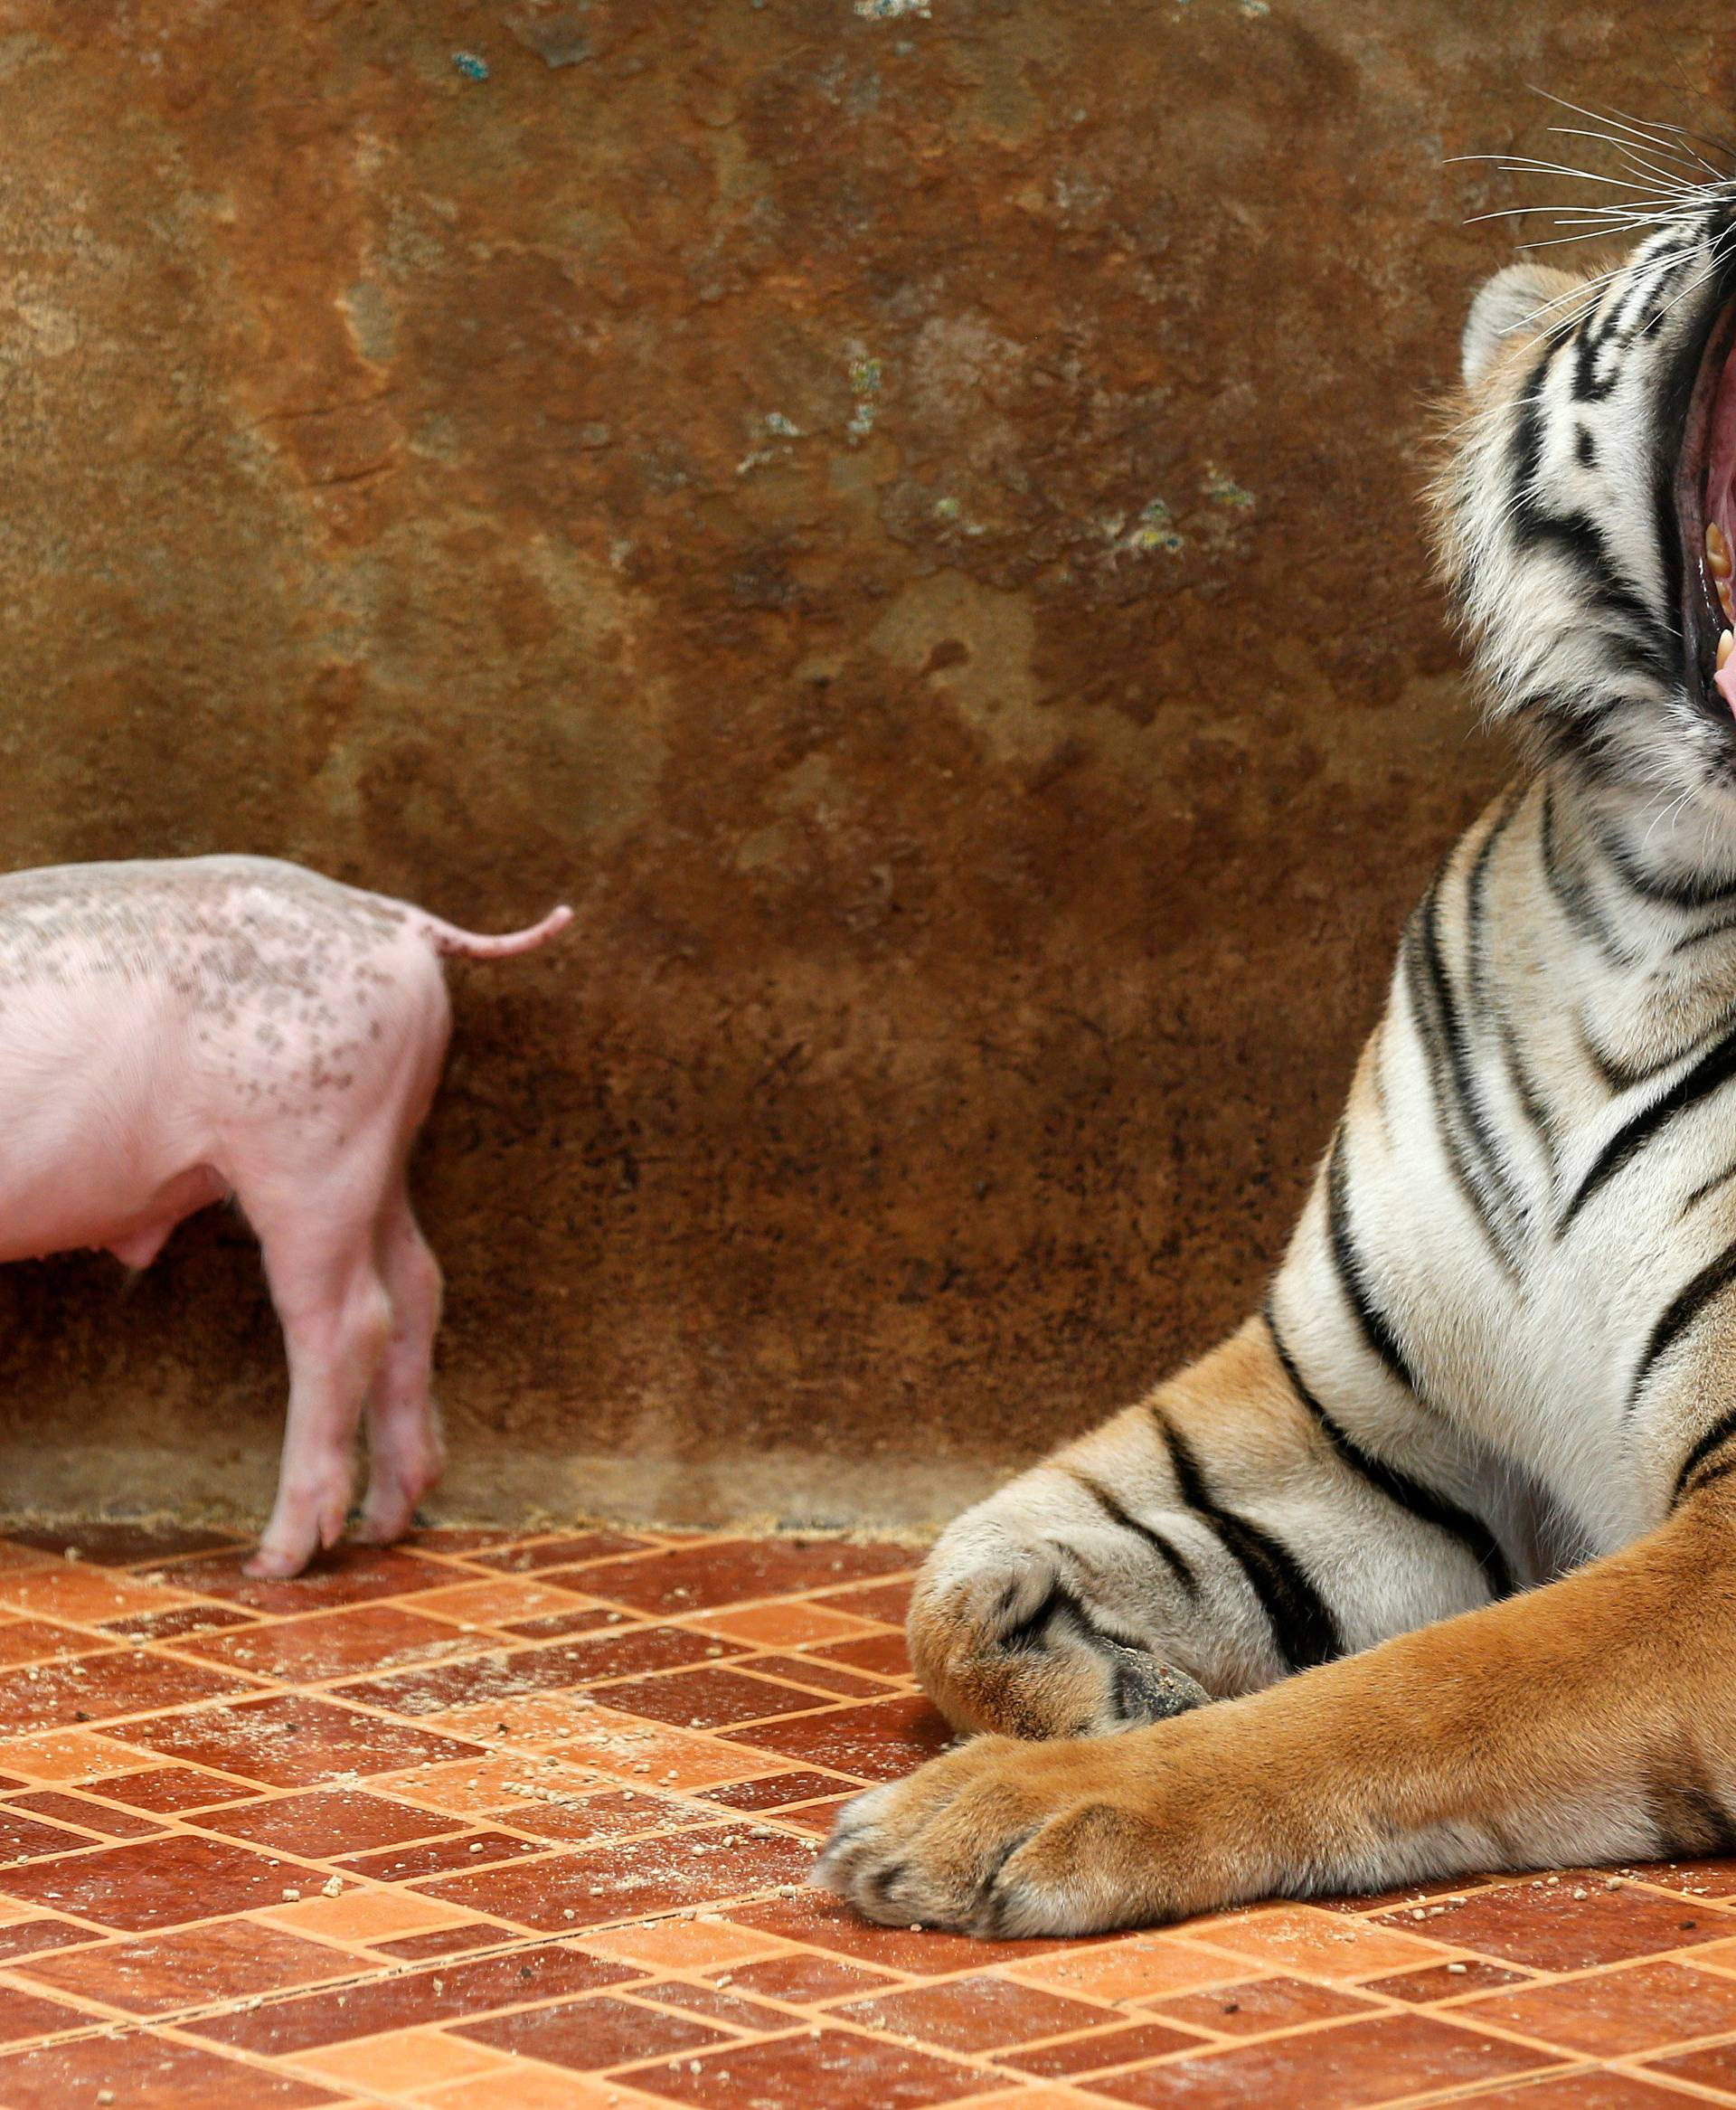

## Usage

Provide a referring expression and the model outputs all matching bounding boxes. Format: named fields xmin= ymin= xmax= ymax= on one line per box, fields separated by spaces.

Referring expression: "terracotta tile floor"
xmin=0 ymin=1527 xmax=1726 ymax=2106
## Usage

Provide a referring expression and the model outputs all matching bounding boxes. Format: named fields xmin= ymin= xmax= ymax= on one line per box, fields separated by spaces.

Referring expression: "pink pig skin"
xmin=0 ymin=855 xmax=571 ymax=1578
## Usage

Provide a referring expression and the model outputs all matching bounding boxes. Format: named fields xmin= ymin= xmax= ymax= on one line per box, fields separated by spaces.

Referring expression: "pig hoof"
xmin=350 ymin=1508 xmax=411 ymax=1548
xmin=354 ymin=1476 xmax=437 ymax=1547
xmin=244 ymin=1543 xmax=313 ymax=1580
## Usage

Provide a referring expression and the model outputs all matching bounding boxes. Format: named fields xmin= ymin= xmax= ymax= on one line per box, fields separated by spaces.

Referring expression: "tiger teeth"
xmin=1712 ymin=522 xmax=1733 ymax=574
xmin=1721 ymin=580 xmax=1733 ymax=620
xmin=1721 ymin=629 xmax=1733 ymax=672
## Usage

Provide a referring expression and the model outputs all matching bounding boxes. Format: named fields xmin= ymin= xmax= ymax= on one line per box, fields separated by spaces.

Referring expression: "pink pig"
xmin=0 ymin=855 xmax=570 ymax=1577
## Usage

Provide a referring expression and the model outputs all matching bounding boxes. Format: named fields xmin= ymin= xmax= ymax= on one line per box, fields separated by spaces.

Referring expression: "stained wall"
xmin=0 ymin=1 xmax=1711 ymax=1524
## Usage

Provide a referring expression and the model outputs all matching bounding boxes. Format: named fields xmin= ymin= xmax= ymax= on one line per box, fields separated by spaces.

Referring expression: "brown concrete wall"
xmin=0 ymin=2 xmax=1721 ymax=1528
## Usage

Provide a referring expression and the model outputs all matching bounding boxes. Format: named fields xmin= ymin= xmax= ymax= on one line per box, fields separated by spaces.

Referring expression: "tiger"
xmin=816 ymin=156 xmax=1736 ymax=1938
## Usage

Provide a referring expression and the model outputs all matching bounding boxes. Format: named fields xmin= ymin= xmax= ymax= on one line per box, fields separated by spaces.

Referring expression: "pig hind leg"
xmin=246 ymin=1200 xmax=394 ymax=1580
xmin=354 ymin=1181 xmax=445 ymax=1547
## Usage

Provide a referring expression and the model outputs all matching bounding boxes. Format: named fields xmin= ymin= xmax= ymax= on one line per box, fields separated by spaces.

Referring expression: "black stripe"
xmin=1576 ymin=1023 xmax=1633 ymax=1095
xmin=1684 ymin=1155 xmax=1736 ymax=1215
xmin=1466 ymin=789 xmax=1523 ymax=1013
xmin=1571 ymin=310 xmax=1622 ymax=404
xmin=1498 ymin=1018 xmax=1557 ymax=1162
xmin=999 ymin=1574 xmax=1123 ymax=1658
xmin=1264 ymin=1311 xmax=1513 ymax=1599
xmin=1671 ymin=1404 xmax=1736 ymax=1507
xmin=1562 ymin=1017 xmax=1736 ymax=1227
xmin=1153 ymin=1413 xmax=1340 ymax=1673
xmin=1672 ymin=913 xmax=1736 ymax=956
xmin=1403 ymin=867 xmax=1526 ymax=1252
xmin=1578 ymin=1012 xmax=1720 ymax=1094
xmin=997 ymin=1576 xmax=1071 ymax=1655
xmin=998 ymin=1559 xmax=1141 ymax=1663
xmin=1689 ymin=1456 xmax=1736 ymax=1499
xmin=1467 ymin=797 xmax=1535 ymax=1224
xmin=1530 ymin=695 xmax=1631 ymax=784
xmin=1507 ymin=345 xmax=1551 ymax=491
xmin=1503 ymin=330 xmax=1676 ymax=695
xmin=1600 ymin=631 xmax=1678 ymax=686
xmin=1632 ymin=1236 xmax=1736 ymax=1413
xmin=1513 ymin=511 xmax=1670 ymax=674
xmin=1326 ymin=1127 xmax=1420 ymax=1397
xmin=1600 ymin=829 xmax=1736 ymax=913
xmin=1539 ymin=782 xmax=1628 ymax=968
xmin=1061 ymin=1468 xmax=1199 ymax=1598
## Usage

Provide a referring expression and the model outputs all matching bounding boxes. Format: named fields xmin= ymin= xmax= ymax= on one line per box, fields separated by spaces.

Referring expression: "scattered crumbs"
xmin=320 ymin=1875 xmax=343 ymax=1898
xmin=1446 ymin=1963 xmax=1467 ymax=1974
xmin=854 ymin=0 xmax=930 ymax=16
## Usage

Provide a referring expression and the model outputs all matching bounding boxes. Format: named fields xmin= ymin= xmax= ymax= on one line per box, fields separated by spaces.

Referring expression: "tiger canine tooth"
xmin=1710 ymin=522 xmax=1732 ymax=576
xmin=1720 ymin=579 xmax=1733 ymax=620
xmin=1719 ymin=629 xmax=1733 ymax=671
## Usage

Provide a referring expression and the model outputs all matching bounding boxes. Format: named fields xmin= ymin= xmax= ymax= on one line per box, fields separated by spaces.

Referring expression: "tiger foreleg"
xmin=817 ymin=1477 xmax=1736 ymax=1935
xmin=909 ymin=1316 xmax=1507 ymax=1741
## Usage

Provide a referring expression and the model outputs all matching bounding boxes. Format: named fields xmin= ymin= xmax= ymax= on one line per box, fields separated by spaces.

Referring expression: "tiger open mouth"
xmin=1682 ymin=297 xmax=1736 ymax=718
xmin=1707 ymin=344 xmax=1736 ymax=707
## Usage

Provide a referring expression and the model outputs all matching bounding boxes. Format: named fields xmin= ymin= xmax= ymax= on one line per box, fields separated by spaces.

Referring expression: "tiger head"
xmin=1434 ymin=202 xmax=1736 ymax=818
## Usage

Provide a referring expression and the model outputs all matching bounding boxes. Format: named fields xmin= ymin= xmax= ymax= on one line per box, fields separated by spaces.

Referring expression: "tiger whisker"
xmin=1528 ymin=88 xmax=1732 ymax=178
xmin=1457 ymin=155 xmax=1686 ymax=193
xmin=1545 ymin=131 xmax=1703 ymax=198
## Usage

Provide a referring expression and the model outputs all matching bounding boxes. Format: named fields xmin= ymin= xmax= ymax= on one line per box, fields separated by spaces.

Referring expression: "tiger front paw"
xmin=812 ymin=1725 xmax=1219 ymax=1937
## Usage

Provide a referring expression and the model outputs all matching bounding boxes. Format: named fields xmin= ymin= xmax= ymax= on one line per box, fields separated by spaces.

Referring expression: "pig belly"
xmin=0 ymin=1139 xmax=229 ymax=1265
xmin=0 ymin=991 xmax=230 ymax=1265
xmin=0 ymin=1154 xmax=229 ymax=1268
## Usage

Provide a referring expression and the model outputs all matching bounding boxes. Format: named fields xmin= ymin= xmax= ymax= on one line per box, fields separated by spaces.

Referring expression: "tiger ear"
xmin=1461 ymin=263 xmax=1583 ymax=388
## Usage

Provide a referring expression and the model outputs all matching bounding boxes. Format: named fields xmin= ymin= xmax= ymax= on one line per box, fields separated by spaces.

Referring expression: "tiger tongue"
xmin=1719 ymin=652 xmax=1736 ymax=717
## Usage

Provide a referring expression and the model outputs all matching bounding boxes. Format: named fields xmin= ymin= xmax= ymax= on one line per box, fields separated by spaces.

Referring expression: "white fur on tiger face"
xmin=816 ymin=175 xmax=1736 ymax=1940
xmin=1440 ymin=216 xmax=1736 ymax=823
